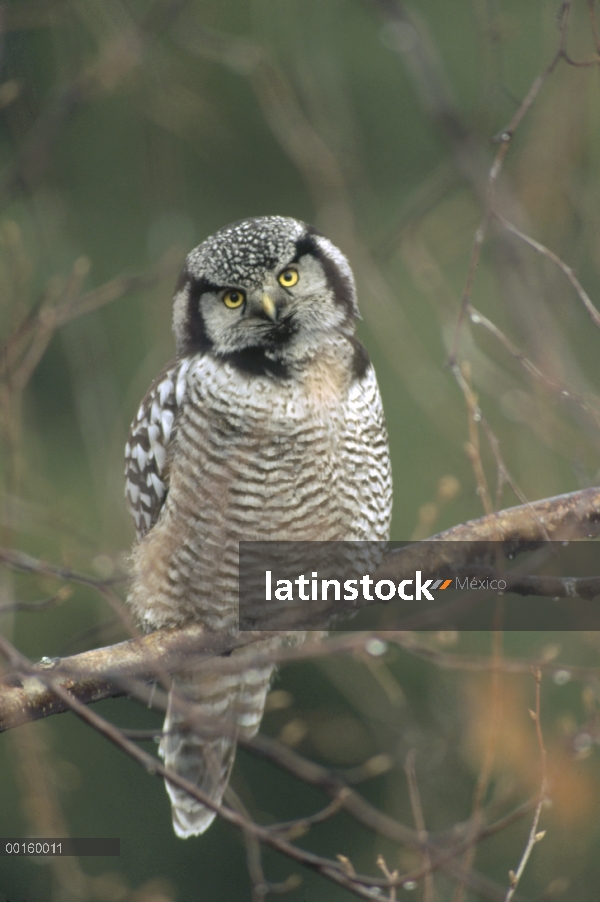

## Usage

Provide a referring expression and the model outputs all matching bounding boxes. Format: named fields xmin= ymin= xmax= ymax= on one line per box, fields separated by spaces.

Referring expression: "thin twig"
xmin=452 ymin=626 xmax=504 ymax=902
xmin=457 ymin=362 xmax=493 ymax=515
xmin=448 ymin=1 xmax=574 ymax=364
xmin=0 ymin=586 xmax=72 ymax=615
xmin=494 ymin=213 xmax=600 ymax=330
xmin=467 ymin=306 xmax=597 ymax=420
xmin=451 ymin=363 xmax=540 ymax=521
xmin=376 ymin=855 xmax=399 ymax=902
xmin=589 ymin=0 xmax=600 ymax=55
xmin=224 ymin=786 xmax=270 ymax=902
xmin=0 ymin=545 xmax=125 ymax=589
xmin=405 ymin=750 xmax=435 ymax=902
xmin=269 ymin=795 xmax=347 ymax=839
xmin=504 ymin=669 xmax=548 ymax=901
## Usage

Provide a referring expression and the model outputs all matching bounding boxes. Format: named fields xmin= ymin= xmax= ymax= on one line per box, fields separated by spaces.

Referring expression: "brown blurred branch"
xmin=245 ymin=732 xmax=534 ymax=901
xmin=0 ymin=247 xmax=182 ymax=389
xmin=0 ymin=545 xmax=123 ymax=588
xmin=0 ymin=623 xmax=257 ymax=732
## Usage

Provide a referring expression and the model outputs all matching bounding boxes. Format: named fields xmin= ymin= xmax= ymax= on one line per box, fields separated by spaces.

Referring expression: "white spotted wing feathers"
xmin=124 ymin=358 xmax=190 ymax=538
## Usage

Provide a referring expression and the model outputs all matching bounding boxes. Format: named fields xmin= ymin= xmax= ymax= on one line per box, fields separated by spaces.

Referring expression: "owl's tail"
xmin=159 ymin=659 xmax=275 ymax=837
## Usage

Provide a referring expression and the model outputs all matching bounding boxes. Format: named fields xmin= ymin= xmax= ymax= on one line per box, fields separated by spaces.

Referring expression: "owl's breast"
xmin=128 ymin=352 xmax=390 ymax=631
xmin=172 ymin=355 xmax=348 ymax=532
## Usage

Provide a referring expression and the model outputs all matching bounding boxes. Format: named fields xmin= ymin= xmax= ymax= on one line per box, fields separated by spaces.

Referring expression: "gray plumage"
xmin=125 ymin=216 xmax=392 ymax=837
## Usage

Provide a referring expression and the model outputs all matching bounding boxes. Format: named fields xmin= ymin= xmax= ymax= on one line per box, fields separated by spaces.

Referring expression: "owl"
xmin=125 ymin=216 xmax=392 ymax=837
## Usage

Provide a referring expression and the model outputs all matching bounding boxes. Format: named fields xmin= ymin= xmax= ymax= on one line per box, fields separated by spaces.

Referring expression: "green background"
xmin=1 ymin=1 xmax=600 ymax=900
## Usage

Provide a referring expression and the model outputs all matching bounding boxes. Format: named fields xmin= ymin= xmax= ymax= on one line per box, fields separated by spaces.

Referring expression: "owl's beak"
xmin=260 ymin=293 xmax=277 ymax=321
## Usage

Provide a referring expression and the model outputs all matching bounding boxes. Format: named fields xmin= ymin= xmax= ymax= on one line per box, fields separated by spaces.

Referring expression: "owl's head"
xmin=172 ymin=217 xmax=360 ymax=368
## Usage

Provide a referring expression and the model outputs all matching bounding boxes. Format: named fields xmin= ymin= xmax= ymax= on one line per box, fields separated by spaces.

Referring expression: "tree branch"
xmin=1 ymin=486 xmax=599 ymax=733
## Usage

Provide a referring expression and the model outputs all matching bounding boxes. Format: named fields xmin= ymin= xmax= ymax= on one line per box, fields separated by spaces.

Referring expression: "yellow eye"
xmin=278 ymin=268 xmax=299 ymax=288
xmin=223 ymin=289 xmax=245 ymax=309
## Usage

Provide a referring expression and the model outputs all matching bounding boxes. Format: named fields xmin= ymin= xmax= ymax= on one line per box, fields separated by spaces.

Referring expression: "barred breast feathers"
xmin=125 ymin=343 xmax=390 ymax=547
xmin=126 ymin=340 xmax=391 ymax=632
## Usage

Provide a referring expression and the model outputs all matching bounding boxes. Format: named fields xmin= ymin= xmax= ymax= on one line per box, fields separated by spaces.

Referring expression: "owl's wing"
xmin=125 ymin=357 xmax=191 ymax=539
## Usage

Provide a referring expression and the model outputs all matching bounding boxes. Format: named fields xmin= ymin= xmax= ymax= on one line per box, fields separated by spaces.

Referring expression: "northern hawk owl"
xmin=125 ymin=216 xmax=392 ymax=837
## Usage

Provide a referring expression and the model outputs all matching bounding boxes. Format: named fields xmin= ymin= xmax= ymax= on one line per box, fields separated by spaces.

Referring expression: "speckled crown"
xmin=186 ymin=216 xmax=306 ymax=287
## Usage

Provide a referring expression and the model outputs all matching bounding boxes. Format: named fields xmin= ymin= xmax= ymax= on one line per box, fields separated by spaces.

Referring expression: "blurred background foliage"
xmin=2 ymin=0 xmax=600 ymax=900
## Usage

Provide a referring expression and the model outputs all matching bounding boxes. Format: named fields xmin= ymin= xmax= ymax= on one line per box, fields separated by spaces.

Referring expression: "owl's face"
xmin=172 ymin=217 xmax=359 ymax=365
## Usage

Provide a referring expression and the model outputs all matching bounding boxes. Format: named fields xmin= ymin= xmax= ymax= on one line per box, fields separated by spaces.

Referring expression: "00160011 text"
xmin=0 ymin=839 xmax=120 ymax=856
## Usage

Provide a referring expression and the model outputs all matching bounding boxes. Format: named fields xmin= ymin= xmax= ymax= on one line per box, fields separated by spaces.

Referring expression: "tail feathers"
xmin=162 ymin=729 xmax=235 ymax=837
xmin=159 ymin=662 xmax=274 ymax=837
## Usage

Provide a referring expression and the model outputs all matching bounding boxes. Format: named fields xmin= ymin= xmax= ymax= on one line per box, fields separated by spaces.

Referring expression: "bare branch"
xmin=0 ymin=624 xmax=260 ymax=732
xmin=0 ymin=247 xmax=181 ymax=389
